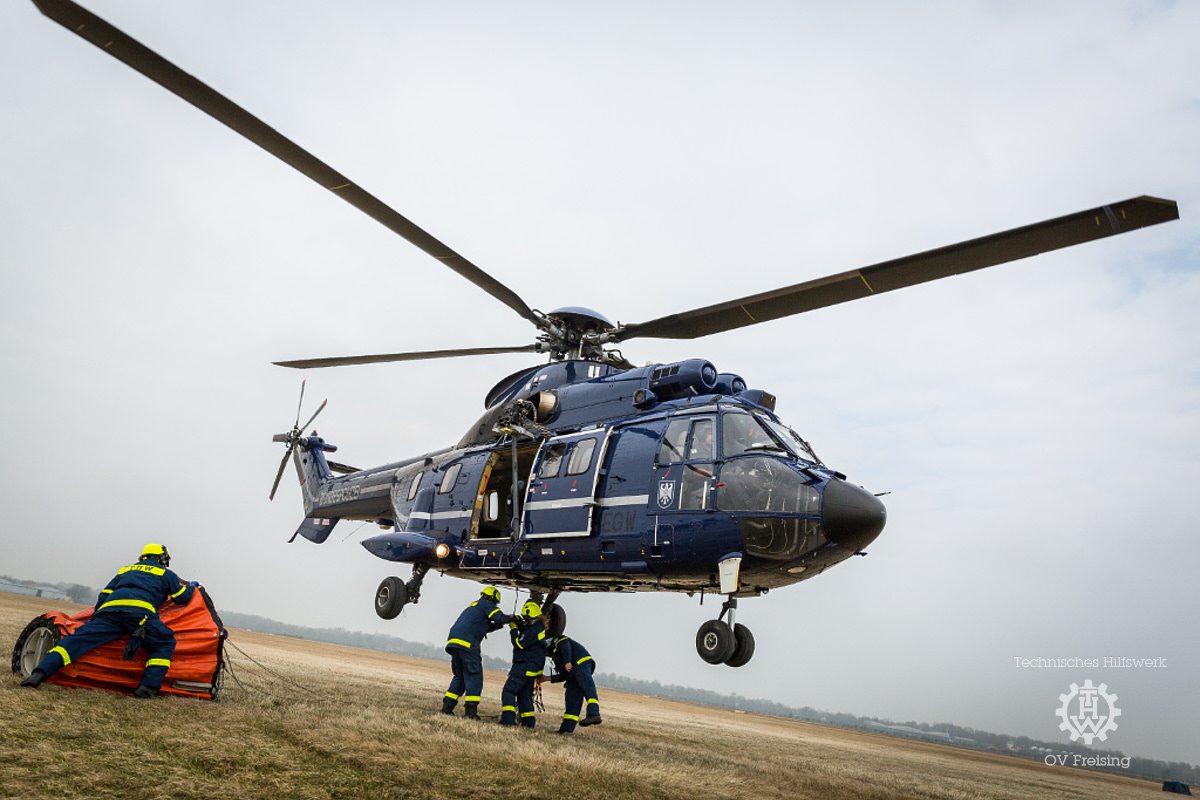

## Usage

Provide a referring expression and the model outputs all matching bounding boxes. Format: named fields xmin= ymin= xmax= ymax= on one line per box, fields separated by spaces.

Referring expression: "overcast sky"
xmin=2 ymin=0 xmax=1197 ymax=764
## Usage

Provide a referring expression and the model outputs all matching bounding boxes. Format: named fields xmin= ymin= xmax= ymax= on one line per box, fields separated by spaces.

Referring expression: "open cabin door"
xmin=521 ymin=429 xmax=610 ymax=539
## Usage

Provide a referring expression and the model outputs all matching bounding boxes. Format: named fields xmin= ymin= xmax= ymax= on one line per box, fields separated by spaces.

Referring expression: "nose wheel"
xmin=695 ymin=597 xmax=755 ymax=667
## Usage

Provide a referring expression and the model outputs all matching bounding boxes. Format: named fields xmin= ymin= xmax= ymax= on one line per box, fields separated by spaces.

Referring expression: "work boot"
xmin=464 ymin=701 xmax=480 ymax=720
xmin=133 ymin=685 xmax=159 ymax=699
xmin=441 ymin=697 xmax=457 ymax=716
xmin=580 ymin=714 xmax=602 ymax=727
xmin=556 ymin=724 xmax=573 ymax=735
xmin=20 ymin=670 xmax=46 ymax=689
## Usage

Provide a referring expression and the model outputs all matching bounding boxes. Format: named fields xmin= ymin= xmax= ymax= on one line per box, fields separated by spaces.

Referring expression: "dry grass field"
xmin=0 ymin=592 xmax=1162 ymax=800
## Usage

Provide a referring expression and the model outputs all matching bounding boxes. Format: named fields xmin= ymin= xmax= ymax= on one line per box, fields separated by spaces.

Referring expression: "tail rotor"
xmin=270 ymin=380 xmax=327 ymax=500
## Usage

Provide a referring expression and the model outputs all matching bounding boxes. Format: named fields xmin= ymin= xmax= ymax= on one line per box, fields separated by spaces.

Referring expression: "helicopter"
xmin=34 ymin=0 xmax=1179 ymax=667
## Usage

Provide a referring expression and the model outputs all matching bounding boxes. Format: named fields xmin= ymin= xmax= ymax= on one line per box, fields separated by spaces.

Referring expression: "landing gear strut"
xmin=695 ymin=598 xmax=755 ymax=666
xmin=695 ymin=557 xmax=755 ymax=667
xmin=529 ymin=590 xmax=567 ymax=638
xmin=374 ymin=564 xmax=428 ymax=620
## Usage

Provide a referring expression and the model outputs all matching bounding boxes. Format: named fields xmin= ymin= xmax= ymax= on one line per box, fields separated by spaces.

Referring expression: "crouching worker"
xmin=443 ymin=586 xmax=511 ymax=718
xmin=499 ymin=601 xmax=548 ymax=728
xmin=21 ymin=543 xmax=195 ymax=698
xmin=542 ymin=634 xmax=602 ymax=733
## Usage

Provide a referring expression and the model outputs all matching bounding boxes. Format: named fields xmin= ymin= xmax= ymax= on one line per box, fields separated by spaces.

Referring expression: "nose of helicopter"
xmin=821 ymin=479 xmax=887 ymax=551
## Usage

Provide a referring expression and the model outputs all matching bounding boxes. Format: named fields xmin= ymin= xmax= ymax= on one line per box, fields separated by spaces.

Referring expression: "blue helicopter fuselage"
xmin=289 ymin=359 xmax=886 ymax=598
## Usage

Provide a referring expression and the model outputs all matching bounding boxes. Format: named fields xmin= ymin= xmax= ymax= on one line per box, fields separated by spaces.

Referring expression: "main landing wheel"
xmin=375 ymin=576 xmax=408 ymax=620
xmin=695 ymin=620 xmax=736 ymax=664
xmin=725 ymin=623 xmax=755 ymax=668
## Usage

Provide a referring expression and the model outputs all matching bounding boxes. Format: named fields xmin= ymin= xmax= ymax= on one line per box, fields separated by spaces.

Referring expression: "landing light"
xmin=434 ymin=543 xmax=452 ymax=560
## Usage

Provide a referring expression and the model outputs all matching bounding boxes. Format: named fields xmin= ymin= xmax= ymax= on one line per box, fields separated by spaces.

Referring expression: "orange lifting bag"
xmin=11 ymin=586 xmax=227 ymax=700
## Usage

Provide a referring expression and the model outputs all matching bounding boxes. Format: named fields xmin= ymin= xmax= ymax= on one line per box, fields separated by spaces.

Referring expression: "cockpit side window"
xmin=721 ymin=411 xmax=777 ymax=457
xmin=687 ymin=418 xmax=715 ymax=461
xmin=657 ymin=419 xmax=690 ymax=464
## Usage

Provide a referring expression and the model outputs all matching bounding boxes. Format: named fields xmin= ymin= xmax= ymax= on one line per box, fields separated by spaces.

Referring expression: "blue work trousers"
xmin=34 ymin=610 xmax=176 ymax=690
xmin=444 ymin=645 xmax=483 ymax=706
xmin=560 ymin=661 xmax=600 ymax=732
xmin=499 ymin=670 xmax=537 ymax=728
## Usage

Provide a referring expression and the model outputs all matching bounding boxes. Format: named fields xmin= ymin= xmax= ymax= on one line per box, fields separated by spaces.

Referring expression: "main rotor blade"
xmin=613 ymin=196 xmax=1179 ymax=341
xmin=268 ymin=447 xmax=291 ymax=502
xmin=273 ymin=344 xmax=542 ymax=370
xmin=33 ymin=0 xmax=539 ymax=326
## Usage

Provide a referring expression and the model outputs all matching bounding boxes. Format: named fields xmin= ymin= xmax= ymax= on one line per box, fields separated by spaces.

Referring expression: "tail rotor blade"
xmin=294 ymin=379 xmax=306 ymax=429
xmin=300 ymin=398 xmax=328 ymax=435
xmin=268 ymin=447 xmax=292 ymax=501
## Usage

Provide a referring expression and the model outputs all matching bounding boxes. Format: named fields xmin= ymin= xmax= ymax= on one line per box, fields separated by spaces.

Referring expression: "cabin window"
xmin=657 ymin=419 xmax=690 ymax=464
xmin=407 ymin=471 xmax=424 ymax=501
xmin=538 ymin=443 xmax=567 ymax=479
xmin=438 ymin=463 xmax=462 ymax=494
xmin=566 ymin=438 xmax=597 ymax=476
xmin=485 ymin=490 xmax=500 ymax=522
xmin=716 ymin=457 xmax=820 ymax=514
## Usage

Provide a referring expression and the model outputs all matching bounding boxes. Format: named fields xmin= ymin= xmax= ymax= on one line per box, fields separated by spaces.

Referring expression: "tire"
xmin=545 ymin=604 xmax=567 ymax=638
xmin=724 ymin=623 xmax=755 ymax=667
xmin=695 ymin=620 xmax=736 ymax=664
xmin=11 ymin=616 xmax=59 ymax=677
xmin=374 ymin=577 xmax=408 ymax=620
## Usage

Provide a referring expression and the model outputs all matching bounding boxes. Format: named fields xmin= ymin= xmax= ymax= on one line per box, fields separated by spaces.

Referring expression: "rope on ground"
xmin=225 ymin=638 xmax=320 ymax=696
xmin=222 ymin=650 xmax=290 ymax=699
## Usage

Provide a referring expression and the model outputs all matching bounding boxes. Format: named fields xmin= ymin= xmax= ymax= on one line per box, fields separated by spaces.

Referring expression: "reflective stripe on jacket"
xmin=446 ymin=599 xmax=512 ymax=649
xmin=94 ymin=558 xmax=193 ymax=616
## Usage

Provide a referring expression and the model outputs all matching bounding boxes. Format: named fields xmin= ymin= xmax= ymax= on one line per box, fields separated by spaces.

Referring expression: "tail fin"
xmin=293 ymin=434 xmax=337 ymax=516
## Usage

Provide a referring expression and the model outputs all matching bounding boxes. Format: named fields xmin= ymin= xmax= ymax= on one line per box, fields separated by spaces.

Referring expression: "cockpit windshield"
xmin=721 ymin=410 xmax=819 ymax=464
xmin=759 ymin=417 xmax=820 ymax=464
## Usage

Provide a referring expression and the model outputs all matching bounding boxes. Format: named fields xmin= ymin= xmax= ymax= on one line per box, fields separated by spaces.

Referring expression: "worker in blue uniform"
xmin=442 ymin=586 xmax=512 ymax=719
xmin=20 ymin=543 xmax=195 ymax=698
xmin=541 ymin=634 xmax=602 ymax=733
xmin=499 ymin=600 xmax=548 ymax=728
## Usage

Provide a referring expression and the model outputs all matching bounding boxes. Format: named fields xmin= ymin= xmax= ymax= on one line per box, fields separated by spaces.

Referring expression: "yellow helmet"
xmin=521 ymin=600 xmax=542 ymax=620
xmin=480 ymin=586 xmax=501 ymax=603
xmin=139 ymin=543 xmax=170 ymax=566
